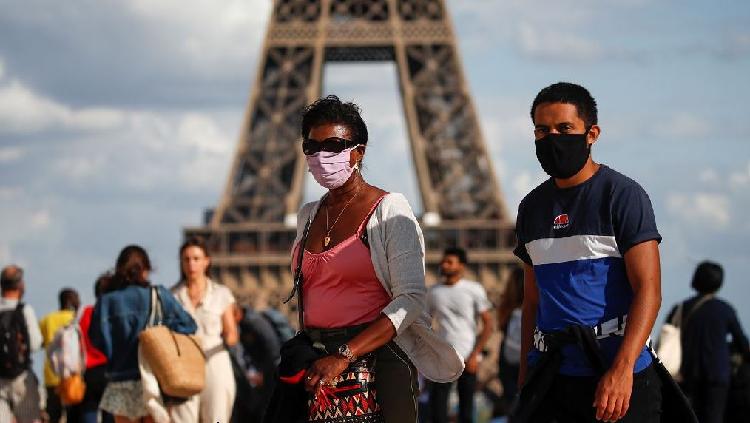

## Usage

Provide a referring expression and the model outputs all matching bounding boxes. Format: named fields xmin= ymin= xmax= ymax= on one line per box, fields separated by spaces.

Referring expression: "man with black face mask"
xmin=512 ymin=83 xmax=668 ymax=423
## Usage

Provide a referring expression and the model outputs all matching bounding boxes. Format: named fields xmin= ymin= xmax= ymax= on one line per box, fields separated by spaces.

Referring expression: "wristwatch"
xmin=337 ymin=343 xmax=357 ymax=362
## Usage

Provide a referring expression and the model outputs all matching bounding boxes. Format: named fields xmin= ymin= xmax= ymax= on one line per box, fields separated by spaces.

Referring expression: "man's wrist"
xmin=610 ymin=356 xmax=636 ymax=373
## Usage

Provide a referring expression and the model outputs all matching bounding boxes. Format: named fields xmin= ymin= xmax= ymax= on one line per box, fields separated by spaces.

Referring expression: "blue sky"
xmin=1 ymin=0 xmax=749 ymax=335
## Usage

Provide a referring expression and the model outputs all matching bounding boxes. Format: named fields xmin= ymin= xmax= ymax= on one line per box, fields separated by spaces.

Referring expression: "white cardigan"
xmin=293 ymin=192 xmax=464 ymax=383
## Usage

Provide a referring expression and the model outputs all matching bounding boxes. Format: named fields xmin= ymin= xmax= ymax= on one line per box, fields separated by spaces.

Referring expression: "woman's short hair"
xmin=301 ymin=95 xmax=368 ymax=145
xmin=691 ymin=260 xmax=724 ymax=294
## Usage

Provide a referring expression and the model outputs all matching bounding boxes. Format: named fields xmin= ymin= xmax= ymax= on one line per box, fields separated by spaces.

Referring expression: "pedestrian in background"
xmin=68 ymin=273 xmax=114 ymax=423
xmin=172 ymin=237 xmax=238 ymax=422
xmin=427 ymin=247 xmax=493 ymax=423
xmin=497 ymin=266 xmax=524 ymax=411
xmin=39 ymin=288 xmax=80 ymax=422
xmin=89 ymin=245 xmax=196 ymax=423
xmin=0 ymin=265 xmax=43 ymax=423
xmin=666 ymin=261 xmax=750 ymax=423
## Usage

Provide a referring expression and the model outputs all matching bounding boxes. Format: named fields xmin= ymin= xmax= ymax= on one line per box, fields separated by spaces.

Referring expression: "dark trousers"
xmin=529 ymin=364 xmax=662 ymax=423
xmin=429 ymin=370 xmax=477 ymax=423
xmin=46 ymin=387 xmax=62 ymax=422
xmin=499 ymin=358 xmax=520 ymax=404
xmin=684 ymin=381 xmax=729 ymax=423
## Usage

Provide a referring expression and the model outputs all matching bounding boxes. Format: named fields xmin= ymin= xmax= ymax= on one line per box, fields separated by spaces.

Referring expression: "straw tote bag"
xmin=139 ymin=287 xmax=206 ymax=398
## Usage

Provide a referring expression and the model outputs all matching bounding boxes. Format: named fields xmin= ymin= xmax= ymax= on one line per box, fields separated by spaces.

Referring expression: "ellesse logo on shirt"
xmin=553 ymin=214 xmax=570 ymax=230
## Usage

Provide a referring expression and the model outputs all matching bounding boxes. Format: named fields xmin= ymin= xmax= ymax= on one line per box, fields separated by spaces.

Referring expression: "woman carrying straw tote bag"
xmin=89 ymin=245 xmax=197 ymax=423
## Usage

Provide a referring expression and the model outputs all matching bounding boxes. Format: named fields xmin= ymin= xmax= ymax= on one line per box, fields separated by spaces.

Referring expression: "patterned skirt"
xmin=99 ymin=380 xmax=149 ymax=420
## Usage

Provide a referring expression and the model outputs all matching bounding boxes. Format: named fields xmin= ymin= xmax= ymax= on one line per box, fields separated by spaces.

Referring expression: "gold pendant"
xmin=324 ymin=236 xmax=331 ymax=247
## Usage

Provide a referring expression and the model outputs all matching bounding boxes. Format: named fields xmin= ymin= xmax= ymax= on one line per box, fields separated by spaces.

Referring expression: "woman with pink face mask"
xmin=288 ymin=96 xmax=464 ymax=423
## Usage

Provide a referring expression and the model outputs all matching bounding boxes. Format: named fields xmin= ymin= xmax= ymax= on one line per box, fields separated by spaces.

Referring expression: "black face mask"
xmin=534 ymin=132 xmax=591 ymax=179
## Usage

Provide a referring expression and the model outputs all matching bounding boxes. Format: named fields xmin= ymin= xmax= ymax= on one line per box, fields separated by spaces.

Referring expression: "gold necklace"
xmin=324 ymin=185 xmax=362 ymax=248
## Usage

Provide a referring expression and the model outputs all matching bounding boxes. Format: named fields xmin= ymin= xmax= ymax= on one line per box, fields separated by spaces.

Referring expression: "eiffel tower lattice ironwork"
xmin=185 ymin=0 xmax=518 ymax=315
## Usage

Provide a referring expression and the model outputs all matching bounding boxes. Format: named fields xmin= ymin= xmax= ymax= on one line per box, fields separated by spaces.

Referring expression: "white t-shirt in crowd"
xmin=427 ymin=279 xmax=492 ymax=359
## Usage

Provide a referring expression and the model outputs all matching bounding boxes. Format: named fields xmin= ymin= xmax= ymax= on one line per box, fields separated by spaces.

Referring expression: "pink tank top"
xmin=296 ymin=195 xmax=391 ymax=329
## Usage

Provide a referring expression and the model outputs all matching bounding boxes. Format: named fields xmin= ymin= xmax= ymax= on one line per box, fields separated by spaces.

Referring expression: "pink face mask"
xmin=306 ymin=146 xmax=359 ymax=190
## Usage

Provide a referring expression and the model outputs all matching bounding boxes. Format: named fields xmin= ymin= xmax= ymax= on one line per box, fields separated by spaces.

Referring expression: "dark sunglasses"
xmin=302 ymin=137 xmax=358 ymax=155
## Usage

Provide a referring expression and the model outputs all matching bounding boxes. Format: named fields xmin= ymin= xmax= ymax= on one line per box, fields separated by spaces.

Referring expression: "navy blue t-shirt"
xmin=514 ymin=165 xmax=661 ymax=376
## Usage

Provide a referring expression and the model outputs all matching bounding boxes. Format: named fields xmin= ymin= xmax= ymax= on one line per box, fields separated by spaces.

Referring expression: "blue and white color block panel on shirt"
xmin=526 ymin=235 xmax=621 ymax=265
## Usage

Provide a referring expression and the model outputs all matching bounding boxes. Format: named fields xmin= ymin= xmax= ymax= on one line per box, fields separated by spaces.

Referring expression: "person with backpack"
xmin=0 ymin=264 xmax=43 ymax=423
xmin=39 ymin=288 xmax=81 ymax=422
xmin=664 ymin=261 xmax=750 ymax=423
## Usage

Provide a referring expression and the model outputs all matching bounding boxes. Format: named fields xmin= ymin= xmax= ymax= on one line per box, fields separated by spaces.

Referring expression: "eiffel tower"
xmin=184 ymin=0 xmax=518 ymax=314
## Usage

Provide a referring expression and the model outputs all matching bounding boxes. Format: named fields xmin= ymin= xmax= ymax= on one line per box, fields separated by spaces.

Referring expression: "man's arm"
xmin=518 ymin=263 xmax=539 ymax=387
xmin=465 ymin=310 xmax=493 ymax=374
xmin=594 ymin=240 xmax=661 ymax=422
xmin=728 ymin=308 xmax=750 ymax=357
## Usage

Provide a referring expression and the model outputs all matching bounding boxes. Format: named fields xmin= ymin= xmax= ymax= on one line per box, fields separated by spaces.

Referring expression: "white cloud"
xmin=177 ymin=113 xmax=233 ymax=155
xmin=655 ymin=113 xmax=712 ymax=138
xmin=667 ymin=192 xmax=731 ymax=229
xmin=715 ymin=32 xmax=750 ymax=59
xmin=511 ymin=170 xmax=546 ymax=205
xmin=0 ymin=187 xmax=21 ymax=200
xmin=45 ymin=109 xmax=238 ymax=192
xmin=516 ymin=22 xmax=603 ymax=62
xmin=729 ymin=162 xmax=750 ymax=189
xmin=698 ymin=168 xmax=720 ymax=184
xmin=175 ymin=113 xmax=236 ymax=189
xmin=0 ymin=244 xmax=10 ymax=264
xmin=0 ymin=146 xmax=24 ymax=163
xmin=0 ymin=80 xmax=125 ymax=134
xmin=29 ymin=210 xmax=51 ymax=230
xmin=54 ymin=156 xmax=107 ymax=181
xmin=125 ymin=0 xmax=270 ymax=75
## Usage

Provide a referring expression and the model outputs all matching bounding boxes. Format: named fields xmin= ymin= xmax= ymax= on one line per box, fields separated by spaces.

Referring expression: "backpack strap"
xmin=683 ymin=294 xmax=713 ymax=328
xmin=671 ymin=302 xmax=684 ymax=327
xmin=13 ymin=302 xmax=29 ymax=345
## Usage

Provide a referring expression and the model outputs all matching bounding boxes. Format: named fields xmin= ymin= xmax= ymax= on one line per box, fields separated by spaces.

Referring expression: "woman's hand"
xmin=304 ymin=355 xmax=350 ymax=393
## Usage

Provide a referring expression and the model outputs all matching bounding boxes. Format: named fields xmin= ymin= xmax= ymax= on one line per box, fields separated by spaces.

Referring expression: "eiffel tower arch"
xmin=184 ymin=0 xmax=518 ymax=316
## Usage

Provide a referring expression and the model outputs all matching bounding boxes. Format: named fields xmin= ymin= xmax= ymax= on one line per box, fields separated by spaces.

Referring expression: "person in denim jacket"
xmin=89 ymin=245 xmax=196 ymax=423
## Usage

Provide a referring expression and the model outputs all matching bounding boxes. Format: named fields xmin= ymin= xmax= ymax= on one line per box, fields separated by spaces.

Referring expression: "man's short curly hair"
xmin=531 ymin=82 xmax=598 ymax=129
xmin=301 ymin=95 xmax=369 ymax=145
